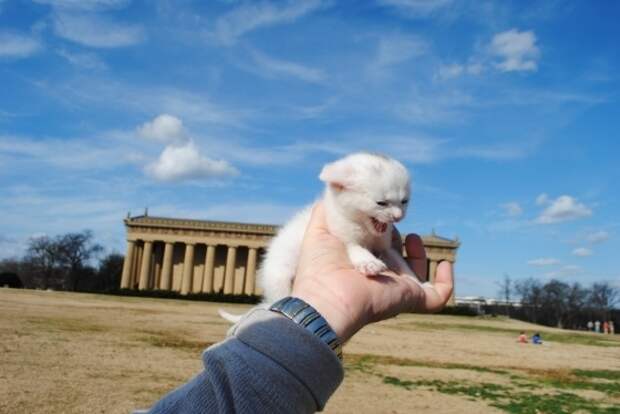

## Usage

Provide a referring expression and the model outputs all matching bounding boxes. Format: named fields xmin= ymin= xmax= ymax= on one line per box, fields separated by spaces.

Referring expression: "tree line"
xmin=0 ymin=230 xmax=123 ymax=293
xmin=497 ymin=274 xmax=618 ymax=329
xmin=2 ymin=230 xmax=618 ymax=332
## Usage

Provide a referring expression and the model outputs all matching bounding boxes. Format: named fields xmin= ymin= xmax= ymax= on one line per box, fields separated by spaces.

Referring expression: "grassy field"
xmin=1 ymin=289 xmax=619 ymax=414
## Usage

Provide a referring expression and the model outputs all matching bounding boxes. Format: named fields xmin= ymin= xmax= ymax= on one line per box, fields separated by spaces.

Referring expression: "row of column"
xmin=120 ymin=240 xmax=259 ymax=295
xmin=120 ymin=240 xmax=450 ymax=297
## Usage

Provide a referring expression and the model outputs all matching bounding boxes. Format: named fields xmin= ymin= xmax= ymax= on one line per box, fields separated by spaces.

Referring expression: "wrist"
xmin=269 ymin=296 xmax=343 ymax=359
xmin=292 ymin=286 xmax=364 ymax=343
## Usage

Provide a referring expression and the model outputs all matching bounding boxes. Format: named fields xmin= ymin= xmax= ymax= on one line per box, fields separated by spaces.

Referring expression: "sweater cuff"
xmin=230 ymin=308 xmax=344 ymax=410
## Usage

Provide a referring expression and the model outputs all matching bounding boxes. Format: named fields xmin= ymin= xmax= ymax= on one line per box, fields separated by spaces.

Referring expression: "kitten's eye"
xmin=376 ymin=201 xmax=388 ymax=207
xmin=402 ymin=199 xmax=409 ymax=204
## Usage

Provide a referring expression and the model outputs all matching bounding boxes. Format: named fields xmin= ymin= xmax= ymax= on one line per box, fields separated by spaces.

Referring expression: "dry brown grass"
xmin=1 ymin=288 xmax=619 ymax=413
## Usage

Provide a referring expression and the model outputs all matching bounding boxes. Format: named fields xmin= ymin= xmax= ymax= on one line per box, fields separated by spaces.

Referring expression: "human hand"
xmin=291 ymin=202 xmax=454 ymax=342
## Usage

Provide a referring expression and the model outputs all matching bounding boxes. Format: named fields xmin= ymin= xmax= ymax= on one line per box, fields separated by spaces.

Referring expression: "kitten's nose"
xmin=392 ymin=209 xmax=403 ymax=222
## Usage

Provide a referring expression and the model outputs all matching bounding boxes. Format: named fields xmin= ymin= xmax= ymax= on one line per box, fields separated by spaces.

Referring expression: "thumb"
xmin=419 ymin=261 xmax=454 ymax=312
xmin=303 ymin=202 xmax=329 ymax=239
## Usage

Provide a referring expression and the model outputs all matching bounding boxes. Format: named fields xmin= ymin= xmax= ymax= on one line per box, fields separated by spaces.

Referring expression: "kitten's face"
xmin=320 ymin=153 xmax=411 ymax=236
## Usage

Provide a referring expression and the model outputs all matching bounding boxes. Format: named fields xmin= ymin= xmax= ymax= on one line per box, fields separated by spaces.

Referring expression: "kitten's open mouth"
xmin=371 ymin=217 xmax=388 ymax=233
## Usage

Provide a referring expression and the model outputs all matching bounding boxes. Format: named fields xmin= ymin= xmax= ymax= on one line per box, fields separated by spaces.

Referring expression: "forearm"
xmin=147 ymin=309 xmax=344 ymax=414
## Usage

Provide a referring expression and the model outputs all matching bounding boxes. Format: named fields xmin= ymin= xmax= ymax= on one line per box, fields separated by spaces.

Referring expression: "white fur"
xmin=218 ymin=153 xmax=417 ymax=323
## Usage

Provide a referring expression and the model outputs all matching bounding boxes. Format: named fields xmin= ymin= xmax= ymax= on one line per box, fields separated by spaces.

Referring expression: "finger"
xmin=303 ymin=201 xmax=329 ymax=237
xmin=419 ymin=261 xmax=454 ymax=312
xmin=404 ymin=234 xmax=428 ymax=281
xmin=391 ymin=227 xmax=403 ymax=252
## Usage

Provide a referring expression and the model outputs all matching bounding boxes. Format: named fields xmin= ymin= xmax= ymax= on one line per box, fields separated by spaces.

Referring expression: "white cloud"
xmin=436 ymin=61 xmax=485 ymax=80
xmin=249 ymin=50 xmax=326 ymax=83
xmin=378 ymin=0 xmax=454 ymax=17
xmin=437 ymin=30 xmax=540 ymax=79
xmin=501 ymin=202 xmax=522 ymax=217
xmin=0 ymin=133 xmax=135 ymax=170
xmin=527 ymin=257 xmax=560 ymax=266
xmin=56 ymin=48 xmax=106 ymax=70
xmin=253 ymin=133 xmax=532 ymax=166
xmin=137 ymin=114 xmax=187 ymax=145
xmin=368 ymin=34 xmax=428 ymax=78
xmin=535 ymin=193 xmax=549 ymax=205
xmin=490 ymin=29 xmax=540 ymax=72
xmin=536 ymin=195 xmax=592 ymax=224
xmin=36 ymin=77 xmax=246 ymax=127
xmin=53 ymin=12 xmax=146 ymax=48
xmin=586 ymin=230 xmax=609 ymax=244
xmin=544 ymin=265 xmax=582 ymax=278
xmin=145 ymin=141 xmax=238 ymax=182
xmin=466 ymin=62 xmax=484 ymax=75
xmin=436 ymin=63 xmax=463 ymax=80
xmin=375 ymin=35 xmax=428 ymax=67
xmin=572 ymin=247 xmax=592 ymax=257
xmin=0 ymin=32 xmax=42 ymax=58
xmin=212 ymin=0 xmax=325 ymax=45
xmin=396 ymin=89 xmax=472 ymax=124
xmin=33 ymin=0 xmax=130 ymax=10
xmin=292 ymin=97 xmax=337 ymax=119
xmin=455 ymin=144 xmax=531 ymax=160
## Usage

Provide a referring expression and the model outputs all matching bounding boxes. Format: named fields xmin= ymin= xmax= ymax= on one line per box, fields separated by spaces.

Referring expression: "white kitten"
xmin=219 ymin=152 xmax=420 ymax=323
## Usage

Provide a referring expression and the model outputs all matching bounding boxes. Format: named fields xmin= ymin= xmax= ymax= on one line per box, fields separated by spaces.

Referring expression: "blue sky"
xmin=1 ymin=0 xmax=618 ymax=297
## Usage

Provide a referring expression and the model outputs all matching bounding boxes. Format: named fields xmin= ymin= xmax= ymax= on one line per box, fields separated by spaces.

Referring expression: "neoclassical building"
xmin=120 ymin=214 xmax=460 ymax=301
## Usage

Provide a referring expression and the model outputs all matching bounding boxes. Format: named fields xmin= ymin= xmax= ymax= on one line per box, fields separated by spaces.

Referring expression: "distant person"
xmin=532 ymin=333 xmax=543 ymax=345
xmin=609 ymin=321 xmax=615 ymax=335
xmin=595 ymin=320 xmax=601 ymax=333
xmin=603 ymin=321 xmax=609 ymax=334
xmin=518 ymin=331 xmax=528 ymax=343
xmin=587 ymin=320 xmax=593 ymax=331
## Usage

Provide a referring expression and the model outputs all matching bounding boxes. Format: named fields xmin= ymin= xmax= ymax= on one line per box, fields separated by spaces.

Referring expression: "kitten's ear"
xmin=319 ymin=159 xmax=356 ymax=190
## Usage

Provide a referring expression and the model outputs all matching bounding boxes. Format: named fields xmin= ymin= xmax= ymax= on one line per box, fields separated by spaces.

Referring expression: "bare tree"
xmin=497 ymin=273 xmax=512 ymax=302
xmin=540 ymin=279 xmax=570 ymax=328
xmin=0 ymin=257 xmax=24 ymax=287
xmin=57 ymin=231 xmax=103 ymax=291
xmin=22 ymin=231 xmax=102 ymax=291
xmin=96 ymin=253 xmax=124 ymax=292
xmin=590 ymin=282 xmax=619 ymax=320
xmin=515 ymin=278 xmax=544 ymax=323
xmin=496 ymin=273 xmax=513 ymax=316
xmin=24 ymin=235 xmax=63 ymax=289
xmin=0 ymin=258 xmax=21 ymax=275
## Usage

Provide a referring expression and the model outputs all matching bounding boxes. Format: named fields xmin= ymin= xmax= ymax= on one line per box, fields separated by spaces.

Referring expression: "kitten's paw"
xmin=354 ymin=259 xmax=388 ymax=276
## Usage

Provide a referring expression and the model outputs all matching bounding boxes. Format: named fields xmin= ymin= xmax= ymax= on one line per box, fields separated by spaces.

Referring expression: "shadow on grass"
xmin=26 ymin=317 xmax=108 ymax=333
xmin=345 ymin=352 xmax=508 ymax=374
xmin=136 ymin=330 xmax=214 ymax=353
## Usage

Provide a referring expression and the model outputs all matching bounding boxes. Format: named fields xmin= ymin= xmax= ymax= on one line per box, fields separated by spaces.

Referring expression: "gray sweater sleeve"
xmin=146 ymin=309 xmax=344 ymax=413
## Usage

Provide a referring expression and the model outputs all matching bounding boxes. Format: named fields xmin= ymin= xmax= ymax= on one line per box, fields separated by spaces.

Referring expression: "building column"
xmin=447 ymin=260 xmax=456 ymax=305
xmin=244 ymin=247 xmax=258 ymax=295
xmin=153 ymin=243 xmax=163 ymax=289
xmin=138 ymin=241 xmax=153 ymax=290
xmin=181 ymin=243 xmax=195 ymax=295
xmin=160 ymin=242 xmax=174 ymax=291
xmin=224 ymin=246 xmax=237 ymax=294
xmin=202 ymin=245 xmax=215 ymax=293
xmin=429 ymin=260 xmax=438 ymax=284
xmin=120 ymin=240 xmax=136 ymax=289
xmin=131 ymin=243 xmax=143 ymax=288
